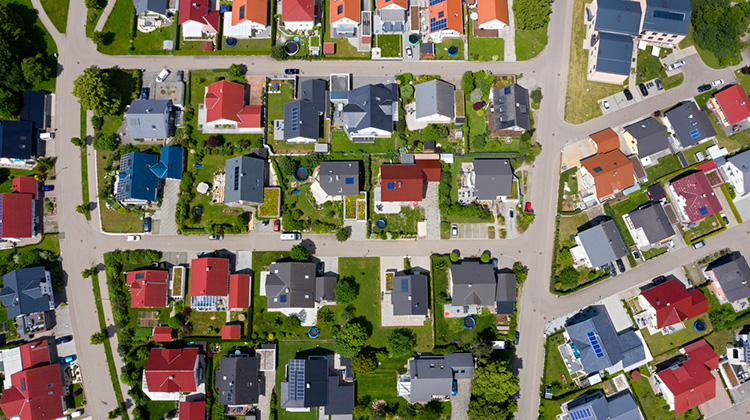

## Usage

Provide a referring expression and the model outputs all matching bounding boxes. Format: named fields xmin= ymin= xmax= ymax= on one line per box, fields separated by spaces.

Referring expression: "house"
xmin=623 ymin=117 xmax=671 ymax=162
xmin=157 ymin=145 xmax=184 ymax=180
xmin=664 ymin=101 xmax=716 ymax=149
xmin=400 ymin=353 xmax=474 ymax=402
xmin=190 ymin=257 xmax=230 ymax=311
xmin=282 ymin=0 xmax=316 ymax=30
xmin=375 ymin=0 xmax=407 ymax=33
xmin=0 ymin=362 xmax=65 ymax=420
xmin=178 ymin=0 xmax=219 ymax=39
xmin=564 ymin=305 xmax=649 ymax=375
xmin=0 ymin=266 xmax=54 ymax=320
xmin=720 ymin=149 xmax=750 ymax=196
xmin=656 ymin=339 xmax=718 ymax=413
xmin=495 ymin=273 xmax=517 ymax=316
xmin=178 ymin=400 xmax=205 ymax=420
xmin=623 ymin=203 xmax=674 ymax=249
xmin=202 ymin=80 xmax=262 ymax=133
xmin=579 ymin=149 xmax=635 ymax=201
xmin=125 ymin=99 xmax=173 ymax=140
xmin=477 ymin=0 xmax=508 ymax=30
xmin=126 ymin=270 xmax=169 ymax=308
xmin=0 ymin=120 xmax=36 ymax=165
xmin=489 ymin=84 xmax=531 ymax=137
xmin=726 ymin=326 xmax=750 ymax=369
xmin=223 ymin=0 xmax=270 ymax=39
xmin=414 ymin=79 xmax=455 ymax=124
xmin=704 ymin=252 xmax=750 ymax=306
xmin=638 ymin=279 xmax=708 ymax=332
xmin=330 ymin=0 xmax=360 ymax=37
xmin=589 ymin=128 xmax=621 ymax=153
xmin=318 ymin=161 xmax=360 ymax=197
xmin=153 ymin=326 xmax=174 ymax=342
xmin=134 ymin=0 xmax=169 ymax=18
xmin=284 ymin=79 xmax=328 ymax=143
xmin=114 ymin=152 xmax=161 ymax=205
xmin=216 ymin=352 xmax=261 ymax=406
xmin=585 ymin=0 xmax=641 ymax=84
xmin=448 ymin=260 xmax=516 ymax=315
xmin=561 ymin=390 xmax=644 ymax=420
xmin=392 ymin=274 xmax=429 ymax=316
xmin=428 ymin=0 xmax=463 ymax=41
xmin=379 ymin=160 xmax=441 ymax=202
xmin=228 ymin=274 xmax=251 ymax=309
xmin=648 ymin=183 xmax=667 ymax=201
xmin=709 ymin=84 xmax=750 ymax=134
xmin=263 ymin=261 xmax=337 ymax=313
xmin=639 ymin=0 xmax=691 ymax=47
xmin=571 ymin=220 xmax=627 ymax=269
xmin=668 ymin=171 xmax=722 ymax=222
xmin=143 ymin=347 xmax=205 ymax=400
xmin=20 ymin=90 xmax=48 ymax=131
xmin=280 ymin=354 xmax=355 ymax=416
xmin=224 ymin=155 xmax=266 ymax=206
xmin=342 ymin=83 xmax=398 ymax=141
xmin=473 ymin=159 xmax=514 ymax=201
xmin=0 ymin=189 xmax=36 ymax=240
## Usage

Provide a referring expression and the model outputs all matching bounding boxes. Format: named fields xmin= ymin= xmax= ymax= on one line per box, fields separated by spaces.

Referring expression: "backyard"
xmin=468 ymin=34 xmax=504 ymax=61
xmin=96 ymin=150 xmax=147 ymax=233
xmin=376 ymin=206 xmax=424 ymax=237
xmin=683 ymin=214 xmax=725 ymax=244
xmin=645 ymin=155 xmax=682 ymax=181
xmin=331 ymin=130 xmax=396 ymax=154
xmin=434 ymin=38 xmax=464 ymax=60
xmin=323 ymin=11 xmax=369 ymax=59
xmin=376 ymin=34 xmax=401 ymax=58
xmin=640 ymin=316 xmax=712 ymax=357
xmin=98 ymin=0 xmax=178 ymax=55
xmin=552 ymin=213 xmax=611 ymax=293
xmin=628 ymin=367 xmax=703 ymax=420
xmin=603 ymin=189 xmax=651 ymax=247
xmin=279 ymin=181 xmax=343 ymax=233
xmin=635 ymin=46 xmax=683 ymax=90
xmin=515 ymin=26 xmax=547 ymax=61
xmin=542 ymin=332 xmax=577 ymax=397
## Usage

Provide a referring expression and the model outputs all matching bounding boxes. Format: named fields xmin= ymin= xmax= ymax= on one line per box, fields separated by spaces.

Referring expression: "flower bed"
xmin=345 ymin=195 xmax=357 ymax=219
xmin=258 ymin=187 xmax=281 ymax=218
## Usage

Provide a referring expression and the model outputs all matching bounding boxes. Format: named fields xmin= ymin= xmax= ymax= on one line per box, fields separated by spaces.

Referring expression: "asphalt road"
xmin=28 ymin=0 xmax=748 ymax=418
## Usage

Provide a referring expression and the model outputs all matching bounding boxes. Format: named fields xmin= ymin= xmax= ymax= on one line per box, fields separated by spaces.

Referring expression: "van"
xmin=71 ymin=410 xmax=84 ymax=418
xmin=280 ymin=233 xmax=301 ymax=241
xmin=39 ymin=132 xmax=54 ymax=140
xmin=156 ymin=69 xmax=170 ymax=82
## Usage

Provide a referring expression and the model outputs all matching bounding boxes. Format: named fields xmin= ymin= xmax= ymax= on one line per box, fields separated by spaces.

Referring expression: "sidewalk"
xmin=502 ymin=0 xmax=516 ymax=62
xmin=86 ymin=110 xmax=103 ymax=232
xmin=94 ymin=2 xmax=116 ymax=32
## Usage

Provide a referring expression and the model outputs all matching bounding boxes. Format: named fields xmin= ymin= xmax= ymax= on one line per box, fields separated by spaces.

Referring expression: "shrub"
xmin=206 ymin=135 xmax=221 ymax=148
xmin=450 ymin=252 xmax=459 ymax=262
xmin=472 ymin=101 xmax=484 ymax=111
xmin=480 ymin=253 xmax=490 ymax=263
xmin=352 ymin=354 xmax=378 ymax=374
xmin=334 ymin=277 xmax=359 ymax=305
xmin=336 ymin=227 xmax=350 ymax=242
xmin=290 ymin=244 xmax=310 ymax=261
xmin=386 ymin=329 xmax=416 ymax=358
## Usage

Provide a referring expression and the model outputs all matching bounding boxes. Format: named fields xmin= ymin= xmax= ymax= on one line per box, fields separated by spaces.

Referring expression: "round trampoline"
xmin=447 ymin=46 xmax=458 ymax=56
xmin=408 ymin=33 xmax=419 ymax=45
xmin=694 ymin=320 xmax=706 ymax=332
xmin=294 ymin=167 xmax=309 ymax=182
xmin=225 ymin=37 xmax=237 ymax=47
xmin=284 ymin=41 xmax=300 ymax=56
xmin=308 ymin=327 xmax=320 ymax=339
xmin=375 ymin=219 xmax=387 ymax=230
xmin=463 ymin=316 xmax=476 ymax=330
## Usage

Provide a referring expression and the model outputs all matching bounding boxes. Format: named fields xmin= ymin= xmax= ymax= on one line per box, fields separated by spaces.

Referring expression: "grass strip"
xmin=721 ymin=184 xmax=743 ymax=223
xmin=79 ymin=108 xmax=91 ymax=220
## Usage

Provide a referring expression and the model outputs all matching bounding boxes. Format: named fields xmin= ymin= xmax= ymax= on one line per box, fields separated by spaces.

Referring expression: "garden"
xmin=266 ymin=79 xmax=319 ymax=153
xmin=468 ymin=23 xmax=504 ymax=61
xmin=434 ymin=38 xmax=464 ymax=60
xmin=344 ymin=192 xmax=367 ymax=221
xmin=373 ymin=207 xmax=424 ymax=238
xmin=682 ymin=214 xmax=725 ymax=244
xmin=258 ymin=187 xmax=281 ymax=218
xmin=552 ymin=214 xmax=611 ymax=293
xmin=376 ymin=34 xmax=402 ymax=58
xmin=97 ymin=0 xmax=178 ymax=55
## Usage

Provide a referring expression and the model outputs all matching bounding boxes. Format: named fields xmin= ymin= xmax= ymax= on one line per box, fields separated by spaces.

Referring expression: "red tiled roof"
xmin=0 ymin=363 xmax=64 ymax=420
xmin=380 ymin=164 xmax=425 ymax=202
xmin=429 ymin=0 xmax=463 ymax=34
xmin=416 ymin=159 xmax=441 ymax=182
xmin=232 ymin=0 xmax=268 ymax=26
xmin=589 ymin=128 xmax=620 ymax=153
xmin=190 ymin=258 xmax=230 ymax=297
xmin=323 ymin=42 xmax=336 ymax=55
xmin=714 ymin=85 xmax=750 ymax=125
xmin=670 ymin=172 xmax=722 ymax=222
xmin=377 ymin=0 xmax=408 ymax=9
xmin=696 ymin=160 xmax=717 ymax=173
xmin=145 ymin=348 xmax=200 ymax=393
xmin=222 ymin=324 xmax=242 ymax=339
xmin=283 ymin=0 xmax=315 ymax=22
xmin=12 ymin=177 xmax=38 ymax=199
xmin=153 ymin=326 xmax=174 ymax=342
xmin=477 ymin=0 xmax=508 ymax=27
xmin=179 ymin=0 xmax=208 ymax=24
xmin=0 ymin=193 xmax=33 ymax=239
xmin=126 ymin=270 xmax=169 ymax=308
xmin=641 ymin=279 xmax=708 ymax=329
xmin=580 ymin=149 xmax=634 ymax=199
xmin=204 ymin=81 xmax=261 ymax=128
xmin=228 ymin=274 xmax=250 ymax=309
xmin=19 ymin=339 xmax=50 ymax=369
xmin=657 ymin=339 xmax=718 ymax=414
xmin=330 ymin=0 xmax=360 ymax=24
xmin=179 ymin=400 xmax=206 ymax=420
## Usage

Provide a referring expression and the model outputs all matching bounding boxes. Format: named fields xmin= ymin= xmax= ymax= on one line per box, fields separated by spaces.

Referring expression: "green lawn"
xmin=736 ymin=69 xmax=750 ymax=93
xmin=636 ymin=46 xmax=671 ymax=84
xmin=683 ymin=141 xmax=716 ymax=166
xmin=376 ymin=34 xmax=401 ymax=58
xmin=323 ymin=14 xmax=369 ymax=59
xmin=39 ymin=0 xmax=69 ymax=33
xmin=642 ymin=246 xmax=667 ymax=260
xmin=556 ymin=213 xmax=590 ymax=250
xmin=469 ymin=36 xmax=504 ymax=61
xmin=146 ymin=401 xmax=176 ymax=420
xmin=221 ymin=37 xmax=272 ymax=54
xmin=378 ymin=206 xmax=424 ymax=236
xmin=331 ymin=130 xmax=396 ymax=154
xmin=683 ymin=214 xmax=725 ymax=244
xmin=641 ymin=316 xmax=712 ymax=356
xmin=542 ymin=332 xmax=577 ymax=397
xmin=515 ymin=26 xmax=547 ymax=61
xmin=434 ymin=38 xmax=464 ymax=60
xmin=279 ymin=182 xmax=342 ymax=233
xmin=98 ymin=0 xmax=179 ymax=55
xmin=646 ymin=155 xmax=682 ymax=182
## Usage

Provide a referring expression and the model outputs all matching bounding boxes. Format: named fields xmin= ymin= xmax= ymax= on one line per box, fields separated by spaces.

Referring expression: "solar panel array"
xmin=401 ymin=278 xmax=409 ymax=292
xmin=653 ymin=10 xmax=684 ymax=21
xmin=120 ymin=153 xmax=133 ymax=172
xmin=291 ymin=106 xmax=299 ymax=132
xmin=429 ymin=0 xmax=445 ymax=5
xmin=689 ymin=129 xmax=700 ymax=139
xmin=430 ymin=17 xmax=447 ymax=32
xmin=289 ymin=359 xmax=306 ymax=401
xmin=699 ymin=206 xmax=709 ymax=216
xmin=569 ymin=407 xmax=593 ymax=420
xmin=587 ymin=332 xmax=604 ymax=359
xmin=345 ymin=177 xmax=354 ymax=184
xmin=337 ymin=4 xmax=343 ymax=14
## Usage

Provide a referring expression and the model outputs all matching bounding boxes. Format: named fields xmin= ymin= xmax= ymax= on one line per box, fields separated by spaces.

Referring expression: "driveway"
xmin=158 ymin=178 xmax=180 ymax=235
xmin=451 ymin=379 xmax=472 ymax=420
xmin=420 ymin=183 xmax=440 ymax=240
xmin=454 ymin=222 xmax=492 ymax=239
xmin=698 ymin=371 xmax=733 ymax=418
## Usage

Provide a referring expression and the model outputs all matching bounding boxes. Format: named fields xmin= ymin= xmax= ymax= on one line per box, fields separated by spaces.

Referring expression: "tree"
xmin=472 ymin=101 xmax=484 ymax=111
xmin=513 ymin=0 xmax=551 ymax=30
xmin=81 ymin=267 xmax=97 ymax=278
xmin=557 ymin=267 xmax=580 ymax=290
xmin=167 ymin=316 xmax=183 ymax=330
xmin=91 ymin=30 xmax=106 ymax=45
xmin=290 ymin=244 xmax=310 ymax=261
xmin=334 ymin=322 xmax=369 ymax=357
xmin=422 ymin=124 xmax=449 ymax=142
xmin=228 ymin=63 xmax=245 ymax=77
xmin=73 ymin=66 xmax=122 ymax=116
xmin=206 ymin=135 xmax=221 ymax=148
xmin=462 ymin=71 xmax=475 ymax=92
xmin=352 ymin=353 xmax=378 ymax=374
xmin=472 ymin=360 xmax=519 ymax=403
xmin=480 ymin=253 xmax=491 ymax=263
xmin=108 ymin=405 xmax=127 ymax=419
xmin=450 ymin=252 xmax=459 ymax=263
xmin=468 ymin=399 xmax=515 ymax=420
xmin=334 ymin=277 xmax=359 ymax=305
xmin=76 ymin=204 xmax=89 ymax=214
xmin=399 ymin=84 xmax=414 ymax=100
xmin=530 ymin=88 xmax=543 ymax=104
xmin=472 ymin=135 xmax=487 ymax=150
xmin=386 ymin=329 xmax=416 ymax=358
xmin=92 ymin=133 xmax=119 ymax=150
xmin=0 ymin=87 xmax=22 ymax=118
xmin=21 ymin=54 xmax=52 ymax=85
xmin=90 ymin=330 xmax=108 ymax=345
xmin=336 ymin=227 xmax=350 ymax=242
xmin=512 ymin=262 xmax=527 ymax=284
xmin=271 ymin=44 xmax=288 ymax=60
xmin=709 ymin=306 xmax=735 ymax=330
xmin=70 ymin=136 xmax=86 ymax=147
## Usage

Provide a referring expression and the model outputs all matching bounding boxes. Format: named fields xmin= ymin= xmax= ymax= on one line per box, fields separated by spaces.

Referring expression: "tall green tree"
xmin=386 ymin=329 xmax=416 ymax=358
xmin=290 ymin=244 xmax=310 ymax=261
xmin=73 ymin=66 xmax=122 ymax=116
xmin=467 ymin=360 xmax=519 ymax=419
xmin=334 ymin=277 xmax=359 ymax=305
xmin=21 ymin=54 xmax=53 ymax=85
xmin=334 ymin=322 xmax=369 ymax=357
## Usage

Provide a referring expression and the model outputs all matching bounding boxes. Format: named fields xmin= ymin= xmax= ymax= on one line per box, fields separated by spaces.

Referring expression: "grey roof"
xmin=595 ymin=32 xmax=635 ymax=76
xmin=623 ymin=117 xmax=670 ymax=157
xmin=280 ymin=356 xmax=354 ymax=414
xmin=265 ymin=262 xmax=337 ymax=309
xmin=0 ymin=266 xmax=51 ymax=319
xmin=474 ymin=159 xmax=514 ymax=200
xmin=567 ymin=306 xmax=630 ymax=374
xmin=567 ymin=390 xmax=644 ymax=420
xmin=495 ymin=273 xmax=517 ymax=316
xmin=125 ymin=100 xmax=171 ymax=139
xmin=415 ymin=79 xmax=455 ymax=120
xmin=594 ymin=0 xmax=642 ymax=36
xmin=491 ymin=84 xmax=531 ymax=131
xmin=706 ymin=253 xmax=750 ymax=303
xmin=325 ymin=376 xmax=355 ymax=416
xmin=284 ymin=100 xmax=320 ymax=142
xmin=618 ymin=329 xmax=646 ymax=368
xmin=216 ymin=355 xmax=260 ymax=405
xmin=342 ymin=83 xmax=398 ymax=136
xmin=392 ymin=274 xmax=429 ymax=316
xmin=224 ymin=155 xmax=265 ymax=205
xmin=380 ymin=8 xmax=406 ymax=21
xmin=408 ymin=353 xmax=474 ymax=402
xmin=627 ymin=204 xmax=674 ymax=244
xmin=449 ymin=261 xmax=497 ymax=306
xmin=726 ymin=150 xmax=750 ymax=194
xmin=299 ymin=79 xmax=328 ymax=115
xmin=664 ymin=101 xmax=717 ymax=147
xmin=577 ymin=220 xmax=628 ymax=268
xmin=642 ymin=0 xmax=691 ymax=36
xmin=318 ymin=161 xmax=360 ymax=196
xmin=134 ymin=0 xmax=168 ymax=15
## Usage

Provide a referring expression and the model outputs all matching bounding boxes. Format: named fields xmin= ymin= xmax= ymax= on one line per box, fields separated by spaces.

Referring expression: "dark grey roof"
xmin=415 ymin=79 xmax=455 ymax=120
xmin=216 ymin=355 xmax=260 ymax=405
xmin=303 ymin=357 xmax=329 ymax=408
xmin=408 ymin=353 xmax=474 ymax=402
xmin=20 ymin=91 xmax=47 ymax=130
xmin=474 ymin=159 xmax=514 ymax=200
xmin=318 ymin=161 xmax=360 ymax=196
xmin=664 ymin=101 xmax=716 ymax=148
xmin=449 ymin=261 xmax=497 ymax=306
xmin=342 ymin=83 xmax=398 ymax=136
xmin=726 ymin=150 xmax=750 ymax=194
xmin=280 ymin=355 xmax=354 ymax=414
xmin=299 ymin=79 xmax=328 ymax=115
xmin=126 ymin=99 xmax=171 ymax=139
xmin=0 ymin=266 xmax=52 ymax=319
xmin=495 ymin=273 xmax=516 ymax=316
xmin=567 ymin=390 xmax=643 ymax=420
xmin=706 ymin=253 xmax=750 ymax=302
xmin=618 ymin=329 xmax=646 ymax=368
xmin=265 ymin=262 xmax=337 ymax=309
xmin=324 ymin=376 xmax=355 ymax=416
xmin=627 ymin=204 xmax=674 ymax=244
xmin=623 ymin=117 xmax=670 ymax=157
xmin=315 ymin=276 xmax=337 ymax=303
xmin=566 ymin=307 xmax=623 ymax=374
xmin=594 ymin=0 xmax=642 ymax=36
xmin=595 ymin=32 xmax=634 ymax=76
xmin=392 ymin=274 xmax=429 ymax=316
xmin=577 ymin=220 xmax=628 ymax=268
xmin=134 ymin=0 xmax=168 ymax=15
xmin=0 ymin=120 xmax=34 ymax=160
xmin=224 ymin=155 xmax=265 ymax=205
xmin=642 ymin=0 xmax=691 ymax=36
xmin=284 ymin=100 xmax=320 ymax=142
xmin=491 ymin=84 xmax=531 ymax=131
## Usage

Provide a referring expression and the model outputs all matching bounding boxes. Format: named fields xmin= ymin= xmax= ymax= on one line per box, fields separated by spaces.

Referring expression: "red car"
xmin=273 ymin=219 xmax=281 ymax=232
xmin=524 ymin=202 xmax=532 ymax=213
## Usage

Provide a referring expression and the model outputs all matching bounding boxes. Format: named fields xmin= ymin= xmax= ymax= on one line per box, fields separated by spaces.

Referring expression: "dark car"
xmin=609 ymin=262 xmax=618 ymax=277
xmin=655 ymin=79 xmax=663 ymax=91
xmin=652 ymin=275 xmax=666 ymax=286
xmin=616 ymin=259 xmax=626 ymax=273
xmin=623 ymin=89 xmax=633 ymax=101
xmin=140 ymin=88 xmax=149 ymax=100
xmin=55 ymin=335 xmax=73 ymax=345
xmin=698 ymin=84 xmax=711 ymax=93
xmin=143 ymin=217 xmax=152 ymax=233
xmin=177 ymin=70 xmax=185 ymax=82
xmin=639 ymin=83 xmax=649 ymax=97
xmin=285 ymin=68 xmax=300 ymax=75
xmin=513 ymin=331 xmax=519 ymax=345
xmin=43 ymin=185 xmax=54 ymax=192
xmin=632 ymin=250 xmax=640 ymax=260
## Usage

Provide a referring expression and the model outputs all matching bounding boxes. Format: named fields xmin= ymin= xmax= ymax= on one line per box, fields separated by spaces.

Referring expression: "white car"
xmin=156 ymin=69 xmax=170 ymax=82
xmin=127 ymin=235 xmax=141 ymax=242
xmin=406 ymin=46 xmax=413 ymax=58
xmin=602 ymin=100 xmax=610 ymax=110
xmin=39 ymin=132 xmax=54 ymax=140
xmin=711 ymin=79 xmax=724 ymax=87
xmin=666 ymin=60 xmax=685 ymax=71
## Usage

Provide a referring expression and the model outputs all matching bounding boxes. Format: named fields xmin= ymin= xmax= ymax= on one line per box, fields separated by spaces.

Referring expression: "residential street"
xmin=25 ymin=0 xmax=750 ymax=418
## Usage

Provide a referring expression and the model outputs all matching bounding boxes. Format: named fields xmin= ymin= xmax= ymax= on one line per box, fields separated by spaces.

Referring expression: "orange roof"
xmin=222 ymin=324 xmax=242 ymax=339
xmin=153 ymin=326 xmax=174 ymax=342
xmin=330 ymin=0 xmax=360 ymax=24
xmin=476 ymin=0 xmax=508 ymax=26
xmin=580 ymin=149 xmax=634 ymax=199
xmin=378 ymin=0 xmax=408 ymax=9
xmin=589 ymin=128 xmax=620 ymax=153
xmin=429 ymin=0 xmax=463 ymax=34
xmin=232 ymin=0 xmax=268 ymax=26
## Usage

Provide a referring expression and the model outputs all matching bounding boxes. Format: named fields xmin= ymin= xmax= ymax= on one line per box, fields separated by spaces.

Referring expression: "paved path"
xmin=503 ymin=0 xmax=516 ymax=62
xmin=94 ymin=1 xmax=116 ymax=32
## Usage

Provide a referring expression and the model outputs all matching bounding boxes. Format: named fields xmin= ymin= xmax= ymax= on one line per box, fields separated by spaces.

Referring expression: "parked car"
xmin=140 ymin=87 xmax=149 ymax=100
xmin=698 ymin=84 xmax=712 ymax=93
xmin=655 ymin=79 xmax=663 ymax=91
xmin=156 ymin=69 xmax=170 ymax=82
xmin=208 ymin=234 xmax=224 ymax=240
xmin=406 ymin=46 xmax=413 ymax=58
xmin=652 ymin=275 xmax=667 ymax=286
xmin=55 ymin=335 xmax=73 ymax=345
xmin=639 ymin=83 xmax=649 ymax=97
xmin=513 ymin=331 xmax=519 ymax=345
xmin=623 ymin=89 xmax=633 ymax=101
xmin=451 ymin=224 xmax=458 ymax=236
xmin=666 ymin=60 xmax=685 ymax=71
xmin=127 ymin=235 xmax=141 ymax=242
xmin=43 ymin=185 xmax=54 ymax=191
xmin=177 ymin=70 xmax=185 ymax=82
xmin=274 ymin=219 xmax=281 ymax=232
xmin=280 ymin=232 xmax=301 ymax=241
xmin=712 ymin=79 xmax=724 ymax=87
xmin=616 ymin=259 xmax=626 ymax=273
xmin=692 ymin=240 xmax=706 ymax=249
xmin=602 ymin=100 xmax=610 ymax=110
xmin=60 ymin=355 xmax=77 ymax=365
xmin=143 ymin=217 xmax=152 ymax=233
xmin=509 ymin=209 xmax=515 ymax=218
xmin=451 ymin=380 xmax=458 ymax=396
xmin=721 ymin=213 xmax=729 ymax=225
xmin=524 ymin=202 xmax=532 ymax=213
xmin=39 ymin=132 xmax=54 ymax=141
xmin=284 ymin=68 xmax=300 ymax=75
xmin=608 ymin=262 xmax=617 ymax=277
xmin=632 ymin=250 xmax=640 ymax=260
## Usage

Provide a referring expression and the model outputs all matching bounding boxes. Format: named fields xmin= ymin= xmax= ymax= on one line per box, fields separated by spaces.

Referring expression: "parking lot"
xmin=599 ymin=79 xmax=666 ymax=115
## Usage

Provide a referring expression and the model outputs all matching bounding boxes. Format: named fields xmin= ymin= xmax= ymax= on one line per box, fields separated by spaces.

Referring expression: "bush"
xmin=512 ymin=262 xmax=527 ymax=284
xmin=336 ymin=227 xmax=350 ymax=242
xmin=334 ymin=322 xmax=370 ymax=358
xmin=386 ymin=329 xmax=416 ymax=358
xmin=462 ymin=71 xmax=475 ymax=92
xmin=472 ymin=101 xmax=484 ymax=111
xmin=530 ymin=88 xmax=543 ymax=103
xmin=92 ymin=133 xmax=119 ymax=151
xmin=228 ymin=63 xmax=245 ymax=77
xmin=450 ymin=252 xmax=459 ymax=262
xmin=352 ymin=354 xmax=378 ymax=374
xmin=91 ymin=115 xmax=103 ymax=130
xmin=557 ymin=267 xmax=580 ymax=290
xmin=206 ymin=135 xmax=221 ymax=148
xmin=480 ymin=253 xmax=490 ymax=263
xmin=334 ymin=277 xmax=359 ymax=305
xmin=71 ymin=137 xmax=86 ymax=147
xmin=513 ymin=0 xmax=551 ymax=29
xmin=290 ymin=245 xmax=310 ymax=261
